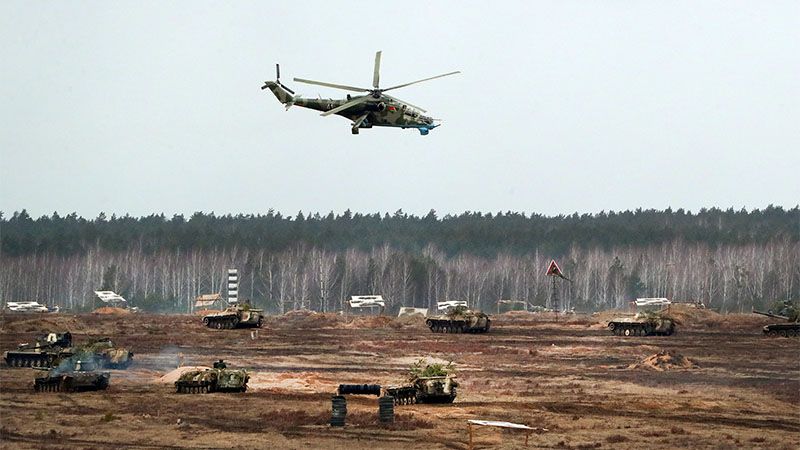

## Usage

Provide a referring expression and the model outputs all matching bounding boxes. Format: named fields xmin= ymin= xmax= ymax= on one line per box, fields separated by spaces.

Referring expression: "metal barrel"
xmin=337 ymin=384 xmax=381 ymax=396
xmin=378 ymin=395 xmax=394 ymax=423
xmin=330 ymin=395 xmax=347 ymax=427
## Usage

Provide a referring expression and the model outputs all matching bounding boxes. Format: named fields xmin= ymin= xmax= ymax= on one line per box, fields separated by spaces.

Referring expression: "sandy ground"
xmin=0 ymin=309 xmax=798 ymax=449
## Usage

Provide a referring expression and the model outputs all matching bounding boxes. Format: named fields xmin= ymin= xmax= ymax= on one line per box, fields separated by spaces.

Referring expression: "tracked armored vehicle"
xmin=385 ymin=360 xmax=459 ymax=405
xmin=202 ymin=304 xmax=264 ymax=329
xmin=33 ymin=357 xmax=110 ymax=392
xmin=608 ymin=298 xmax=677 ymax=337
xmin=59 ymin=338 xmax=134 ymax=369
xmin=754 ymin=301 xmax=799 ymax=337
xmin=4 ymin=332 xmax=72 ymax=368
xmin=608 ymin=311 xmax=676 ymax=336
xmin=426 ymin=306 xmax=490 ymax=333
xmin=175 ymin=360 xmax=249 ymax=393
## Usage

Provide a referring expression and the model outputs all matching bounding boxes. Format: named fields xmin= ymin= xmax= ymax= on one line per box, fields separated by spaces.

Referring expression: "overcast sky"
xmin=1 ymin=1 xmax=798 ymax=219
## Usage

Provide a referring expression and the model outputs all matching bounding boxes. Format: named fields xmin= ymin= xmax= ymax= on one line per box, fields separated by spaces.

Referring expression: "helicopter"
xmin=261 ymin=51 xmax=459 ymax=135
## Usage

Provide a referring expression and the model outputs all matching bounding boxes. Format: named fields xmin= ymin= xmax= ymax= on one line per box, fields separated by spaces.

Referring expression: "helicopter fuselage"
xmin=263 ymin=81 xmax=438 ymax=135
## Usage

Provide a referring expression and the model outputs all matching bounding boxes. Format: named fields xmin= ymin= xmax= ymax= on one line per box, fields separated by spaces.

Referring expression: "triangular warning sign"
xmin=546 ymin=260 xmax=563 ymax=277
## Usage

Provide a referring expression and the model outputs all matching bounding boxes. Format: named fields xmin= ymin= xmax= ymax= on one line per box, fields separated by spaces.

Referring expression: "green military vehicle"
xmin=425 ymin=305 xmax=491 ymax=333
xmin=175 ymin=360 xmax=249 ymax=393
xmin=34 ymin=357 xmax=110 ymax=392
xmin=59 ymin=337 xmax=134 ymax=369
xmin=202 ymin=304 xmax=264 ymax=329
xmin=385 ymin=360 xmax=459 ymax=405
xmin=608 ymin=298 xmax=677 ymax=337
xmin=608 ymin=311 xmax=677 ymax=336
xmin=753 ymin=300 xmax=799 ymax=337
xmin=4 ymin=332 xmax=72 ymax=367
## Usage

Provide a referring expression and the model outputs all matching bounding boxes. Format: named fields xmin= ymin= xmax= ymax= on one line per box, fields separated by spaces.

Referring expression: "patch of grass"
xmin=606 ymin=434 xmax=629 ymax=443
xmin=100 ymin=412 xmax=120 ymax=422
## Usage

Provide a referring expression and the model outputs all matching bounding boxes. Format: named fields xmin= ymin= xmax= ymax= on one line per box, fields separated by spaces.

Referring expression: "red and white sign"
xmin=545 ymin=260 xmax=563 ymax=277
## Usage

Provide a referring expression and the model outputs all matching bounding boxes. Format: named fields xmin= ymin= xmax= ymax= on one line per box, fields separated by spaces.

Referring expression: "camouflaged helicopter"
xmin=261 ymin=51 xmax=459 ymax=135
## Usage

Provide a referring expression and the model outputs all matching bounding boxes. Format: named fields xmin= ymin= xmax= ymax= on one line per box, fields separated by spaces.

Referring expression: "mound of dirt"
xmin=631 ymin=351 xmax=697 ymax=371
xmin=248 ymin=371 xmax=337 ymax=393
xmin=157 ymin=366 xmax=212 ymax=384
xmin=92 ymin=307 xmax=130 ymax=316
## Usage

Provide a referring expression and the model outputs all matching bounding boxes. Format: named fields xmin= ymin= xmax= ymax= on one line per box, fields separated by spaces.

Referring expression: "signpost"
xmin=545 ymin=260 xmax=569 ymax=314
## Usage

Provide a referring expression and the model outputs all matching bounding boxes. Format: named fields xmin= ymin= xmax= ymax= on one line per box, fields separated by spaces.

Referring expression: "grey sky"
xmin=1 ymin=1 xmax=798 ymax=219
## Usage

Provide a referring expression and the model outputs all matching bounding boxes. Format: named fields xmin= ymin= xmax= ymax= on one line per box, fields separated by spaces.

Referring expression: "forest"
xmin=1 ymin=206 xmax=797 ymax=314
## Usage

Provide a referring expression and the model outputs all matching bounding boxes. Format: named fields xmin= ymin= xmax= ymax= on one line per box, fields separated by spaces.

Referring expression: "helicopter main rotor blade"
xmin=293 ymin=78 xmax=369 ymax=93
xmin=383 ymin=94 xmax=427 ymax=113
xmin=320 ymin=95 xmax=371 ymax=117
xmin=373 ymin=50 xmax=382 ymax=89
xmin=382 ymin=71 xmax=461 ymax=92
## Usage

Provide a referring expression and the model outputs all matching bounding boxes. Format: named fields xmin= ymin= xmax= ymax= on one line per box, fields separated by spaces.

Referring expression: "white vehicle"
xmin=436 ymin=300 xmax=468 ymax=312
xmin=6 ymin=301 xmax=50 ymax=313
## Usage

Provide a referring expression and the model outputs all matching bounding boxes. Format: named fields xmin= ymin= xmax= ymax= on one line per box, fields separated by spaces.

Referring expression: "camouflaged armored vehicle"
xmin=608 ymin=311 xmax=676 ymax=336
xmin=385 ymin=360 xmax=458 ymax=405
xmin=34 ymin=357 xmax=110 ymax=392
xmin=4 ymin=332 xmax=72 ymax=367
xmin=753 ymin=300 xmax=799 ymax=337
xmin=426 ymin=305 xmax=490 ymax=333
xmin=175 ymin=360 xmax=249 ymax=393
xmin=59 ymin=338 xmax=134 ymax=369
xmin=202 ymin=304 xmax=264 ymax=329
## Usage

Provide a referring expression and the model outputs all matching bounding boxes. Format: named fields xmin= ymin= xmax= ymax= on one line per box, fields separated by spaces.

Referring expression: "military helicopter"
xmin=261 ymin=51 xmax=459 ymax=135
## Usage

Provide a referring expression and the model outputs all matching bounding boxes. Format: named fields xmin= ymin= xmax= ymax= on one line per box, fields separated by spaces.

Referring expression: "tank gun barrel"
xmin=753 ymin=310 xmax=790 ymax=320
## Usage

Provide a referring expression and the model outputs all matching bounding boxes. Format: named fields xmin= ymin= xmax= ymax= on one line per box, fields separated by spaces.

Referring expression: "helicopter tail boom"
xmin=261 ymin=81 xmax=294 ymax=105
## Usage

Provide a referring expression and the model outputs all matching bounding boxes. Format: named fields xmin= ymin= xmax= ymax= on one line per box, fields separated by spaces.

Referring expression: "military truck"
xmin=753 ymin=300 xmax=799 ymax=337
xmin=202 ymin=304 xmax=264 ymax=329
xmin=33 ymin=357 xmax=110 ymax=392
xmin=425 ymin=305 xmax=490 ymax=333
xmin=59 ymin=338 xmax=134 ymax=369
xmin=4 ymin=332 xmax=72 ymax=367
xmin=175 ymin=360 xmax=249 ymax=393
xmin=385 ymin=360 xmax=459 ymax=405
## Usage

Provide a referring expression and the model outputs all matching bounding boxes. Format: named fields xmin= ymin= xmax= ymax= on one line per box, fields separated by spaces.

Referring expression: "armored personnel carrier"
xmin=385 ymin=360 xmax=459 ymax=405
xmin=175 ymin=360 xmax=249 ymax=393
xmin=754 ymin=301 xmax=799 ymax=337
xmin=202 ymin=304 xmax=264 ymax=329
xmin=425 ymin=306 xmax=490 ymax=333
xmin=4 ymin=332 xmax=72 ymax=367
xmin=59 ymin=338 xmax=134 ymax=369
xmin=33 ymin=357 xmax=110 ymax=392
xmin=608 ymin=311 xmax=676 ymax=336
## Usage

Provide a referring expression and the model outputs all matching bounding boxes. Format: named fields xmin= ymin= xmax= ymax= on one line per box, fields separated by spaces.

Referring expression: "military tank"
xmin=425 ymin=306 xmax=490 ymax=333
xmin=385 ymin=360 xmax=459 ymax=405
xmin=4 ymin=332 xmax=72 ymax=368
xmin=175 ymin=360 xmax=249 ymax=393
xmin=33 ymin=357 xmax=110 ymax=392
xmin=202 ymin=304 xmax=264 ymax=329
xmin=608 ymin=311 xmax=676 ymax=336
xmin=58 ymin=338 xmax=134 ymax=369
xmin=753 ymin=301 xmax=799 ymax=337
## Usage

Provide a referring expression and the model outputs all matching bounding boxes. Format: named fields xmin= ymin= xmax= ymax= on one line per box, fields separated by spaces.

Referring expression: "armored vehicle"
xmin=753 ymin=301 xmax=799 ymax=337
xmin=202 ymin=304 xmax=264 ymax=329
xmin=4 ymin=332 xmax=72 ymax=367
xmin=34 ymin=357 xmax=110 ymax=392
xmin=608 ymin=311 xmax=676 ymax=336
xmin=175 ymin=360 xmax=249 ymax=393
xmin=59 ymin=338 xmax=134 ymax=369
xmin=385 ymin=360 xmax=458 ymax=405
xmin=425 ymin=306 xmax=490 ymax=333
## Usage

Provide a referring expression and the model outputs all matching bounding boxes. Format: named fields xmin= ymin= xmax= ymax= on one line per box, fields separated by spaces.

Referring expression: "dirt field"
xmin=1 ymin=308 xmax=798 ymax=449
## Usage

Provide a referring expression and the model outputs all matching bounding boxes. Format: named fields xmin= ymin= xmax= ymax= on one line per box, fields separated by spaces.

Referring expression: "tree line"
xmin=0 ymin=207 xmax=797 ymax=313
